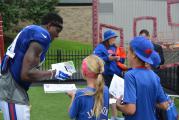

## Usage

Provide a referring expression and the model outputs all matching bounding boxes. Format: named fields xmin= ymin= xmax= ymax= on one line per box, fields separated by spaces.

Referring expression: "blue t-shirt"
xmin=93 ymin=44 xmax=123 ymax=76
xmin=8 ymin=25 xmax=51 ymax=91
xmin=123 ymin=68 xmax=167 ymax=120
xmin=108 ymin=45 xmax=124 ymax=76
xmin=69 ymin=86 xmax=109 ymax=120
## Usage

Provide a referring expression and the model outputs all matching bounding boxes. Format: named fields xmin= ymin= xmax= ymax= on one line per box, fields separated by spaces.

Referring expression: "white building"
xmin=99 ymin=0 xmax=179 ymax=44
xmin=57 ymin=0 xmax=179 ymax=45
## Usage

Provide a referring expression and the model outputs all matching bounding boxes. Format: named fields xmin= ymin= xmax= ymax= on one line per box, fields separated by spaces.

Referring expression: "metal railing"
xmin=40 ymin=48 xmax=179 ymax=94
xmin=41 ymin=49 xmax=92 ymax=82
xmin=157 ymin=64 xmax=179 ymax=94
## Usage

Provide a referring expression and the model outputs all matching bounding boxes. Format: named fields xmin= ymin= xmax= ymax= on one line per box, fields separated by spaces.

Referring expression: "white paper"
xmin=109 ymin=74 xmax=124 ymax=99
xmin=43 ymin=84 xmax=77 ymax=93
xmin=51 ymin=61 xmax=76 ymax=74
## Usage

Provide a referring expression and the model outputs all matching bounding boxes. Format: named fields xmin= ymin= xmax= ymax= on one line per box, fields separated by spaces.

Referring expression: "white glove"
xmin=55 ymin=70 xmax=72 ymax=81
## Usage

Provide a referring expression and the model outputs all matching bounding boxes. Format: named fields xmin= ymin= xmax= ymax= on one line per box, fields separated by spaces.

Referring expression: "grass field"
xmin=0 ymin=86 xmax=70 ymax=120
xmin=28 ymin=86 xmax=121 ymax=120
xmin=29 ymin=86 xmax=71 ymax=120
xmin=1 ymin=86 xmax=179 ymax=120
xmin=50 ymin=39 xmax=93 ymax=50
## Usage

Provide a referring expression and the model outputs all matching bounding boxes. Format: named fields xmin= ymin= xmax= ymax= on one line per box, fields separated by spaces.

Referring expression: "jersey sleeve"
xmin=93 ymin=44 xmax=110 ymax=62
xmin=29 ymin=28 xmax=51 ymax=51
xmin=123 ymin=72 xmax=137 ymax=104
xmin=69 ymin=91 xmax=82 ymax=119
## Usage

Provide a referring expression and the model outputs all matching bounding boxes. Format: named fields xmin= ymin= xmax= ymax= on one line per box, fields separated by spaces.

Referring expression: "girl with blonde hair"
xmin=67 ymin=55 xmax=109 ymax=120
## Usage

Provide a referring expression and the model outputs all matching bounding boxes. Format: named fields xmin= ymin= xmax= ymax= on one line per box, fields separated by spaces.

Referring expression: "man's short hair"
xmin=41 ymin=13 xmax=63 ymax=28
xmin=139 ymin=29 xmax=150 ymax=37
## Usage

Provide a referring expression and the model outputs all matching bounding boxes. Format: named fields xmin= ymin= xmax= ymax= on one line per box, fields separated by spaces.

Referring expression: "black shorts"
xmin=102 ymin=74 xmax=113 ymax=88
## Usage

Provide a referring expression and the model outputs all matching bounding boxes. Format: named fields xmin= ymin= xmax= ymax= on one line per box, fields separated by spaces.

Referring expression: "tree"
xmin=0 ymin=2 xmax=20 ymax=32
xmin=0 ymin=0 xmax=59 ymax=33
xmin=23 ymin=0 xmax=59 ymax=24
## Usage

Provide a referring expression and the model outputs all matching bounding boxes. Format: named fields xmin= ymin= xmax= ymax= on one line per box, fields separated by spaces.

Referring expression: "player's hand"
xmin=108 ymin=55 xmax=118 ymax=61
xmin=116 ymin=56 xmax=121 ymax=61
xmin=116 ymin=95 xmax=123 ymax=104
xmin=116 ymin=95 xmax=123 ymax=110
xmin=55 ymin=70 xmax=72 ymax=80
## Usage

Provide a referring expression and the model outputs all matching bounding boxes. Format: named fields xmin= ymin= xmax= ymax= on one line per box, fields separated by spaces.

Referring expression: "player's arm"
xmin=21 ymin=42 xmax=55 ymax=82
xmin=158 ymin=45 xmax=165 ymax=65
xmin=116 ymin=100 xmax=136 ymax=115
xmin=116 ymin=72 xmax=136 ymax=115
xmin=156 ymin=101 xmax=168 ymax=110
xmin=67 ymin=91 xmax=75 ymax=111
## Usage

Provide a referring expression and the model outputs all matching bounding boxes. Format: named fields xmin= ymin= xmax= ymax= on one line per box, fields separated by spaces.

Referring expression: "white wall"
xmin=99 ymin=0 xmax=178 ymax=44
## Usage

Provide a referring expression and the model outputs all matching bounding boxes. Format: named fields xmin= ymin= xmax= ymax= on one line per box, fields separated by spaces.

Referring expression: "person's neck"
xmin=131 ymin=60 xmax=145 ymax=68
xmin=86 ymin=78 xmax=96 ymax=88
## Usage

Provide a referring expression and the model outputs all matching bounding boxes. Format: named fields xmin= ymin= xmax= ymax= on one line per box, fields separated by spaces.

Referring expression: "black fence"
xmin=157 ymin=65 xmax=179 ymax=94
xmin=163 ymin=48 xmax=179 ymax=64
xmin=158 ymin=48 xmax=179 ymax=94
xmin=40 ymin=48 xmax=179 ymax=94
xmin=41 ymin=49 xmax=92 ymax=82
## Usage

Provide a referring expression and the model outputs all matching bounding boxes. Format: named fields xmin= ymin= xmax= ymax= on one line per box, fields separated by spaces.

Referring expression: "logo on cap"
xmin=145 ymin=49 xmax=152 ymax=55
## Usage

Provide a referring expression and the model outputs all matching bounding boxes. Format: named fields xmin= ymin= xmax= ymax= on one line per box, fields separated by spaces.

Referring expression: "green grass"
xmin=29 ymin=87 xmax=71 ymax=120
xmin=50 ymin=39 xmax=93 ymax=50
xmin=28 ymin=87 xmax=179 ymax=120
xmin=0 ymin=86 xmax=179 ymax=120
xmin=26 ymin=87 xmax=179 ymax=120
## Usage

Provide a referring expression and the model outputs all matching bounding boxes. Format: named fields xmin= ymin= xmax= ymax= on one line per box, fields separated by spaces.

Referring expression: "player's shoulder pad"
xmin=26 ymin=25 xmax=51 ymax=49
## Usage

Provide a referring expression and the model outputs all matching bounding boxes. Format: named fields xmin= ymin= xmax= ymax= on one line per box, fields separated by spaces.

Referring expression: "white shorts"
xmin=0 ymin=100 xmax=30 ymax=120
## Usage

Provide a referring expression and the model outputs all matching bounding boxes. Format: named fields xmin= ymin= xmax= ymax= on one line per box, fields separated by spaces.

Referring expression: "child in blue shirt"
xmin=93 ymin=30 xmax=125 ymax=120
xmin=116 ymin=36 xmax=168 ymax=120
xmin=67 ymin=55 xmax=109 ymax=120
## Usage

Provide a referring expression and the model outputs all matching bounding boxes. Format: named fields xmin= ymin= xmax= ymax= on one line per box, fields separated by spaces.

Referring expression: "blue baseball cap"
xmin=103 ymin=30 xmax=118 ymax=41
xmin=151 ymin=51 xmax=161 ymax=68
xmin=130 ymin=36 xmax=154 ymax=64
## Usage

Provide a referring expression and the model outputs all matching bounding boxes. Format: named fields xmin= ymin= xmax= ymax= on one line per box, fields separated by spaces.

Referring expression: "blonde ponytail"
xmin=83 ymin=55 xmax=105 ymax=118
xmin=93 ymin=73 xmax=104 ymax=117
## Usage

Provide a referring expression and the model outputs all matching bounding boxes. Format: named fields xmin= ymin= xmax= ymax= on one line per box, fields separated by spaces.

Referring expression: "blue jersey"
xmin=93 ymin=44 xmax=122 ymax=76
xmin=8 ymin=25 xmax=51 ymax=91
xmin=123 ymin=68 xmax=167 ymax=120
xmin=69 ymin=86 xmax=109 ymax=120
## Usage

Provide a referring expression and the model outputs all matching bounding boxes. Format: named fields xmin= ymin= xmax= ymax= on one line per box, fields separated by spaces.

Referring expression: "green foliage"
xmin=22 ymin=0 xmax=59 ymax=24
xmin=0 ymin=0 xmax=59 ymax=32
xmin=0 ymin=2 xmax=20 ymax=31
